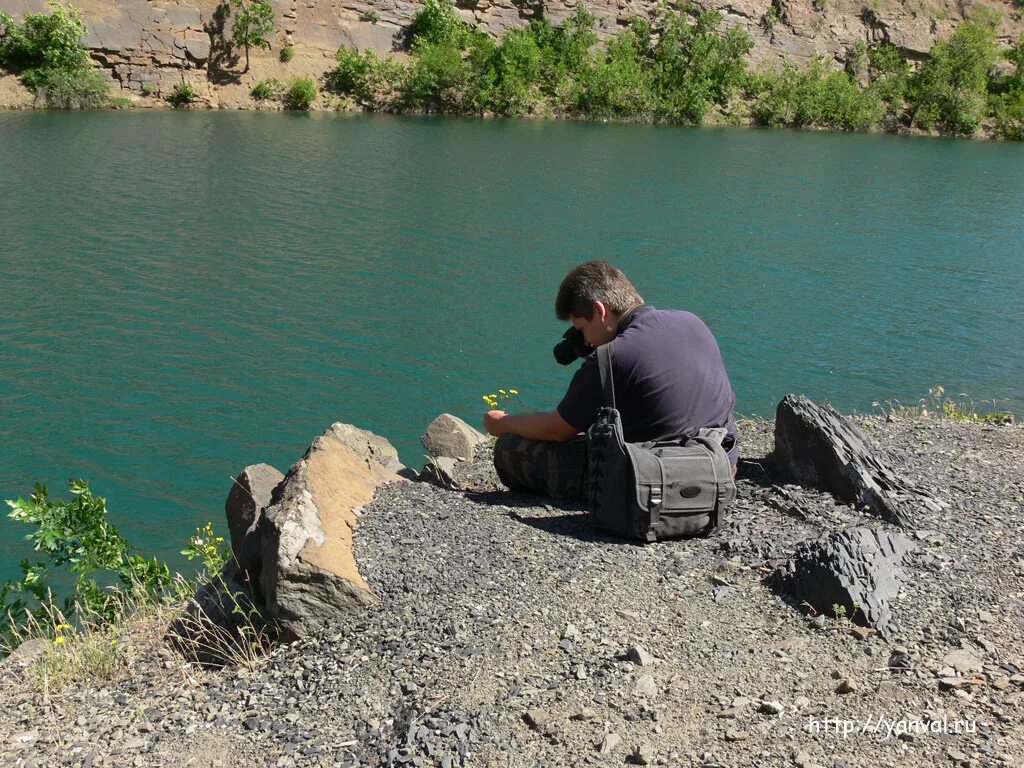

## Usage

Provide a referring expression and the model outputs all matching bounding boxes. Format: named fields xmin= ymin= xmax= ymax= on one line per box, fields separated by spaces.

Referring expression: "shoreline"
xmin=2 ymin=411 xmax=1022 ymax=767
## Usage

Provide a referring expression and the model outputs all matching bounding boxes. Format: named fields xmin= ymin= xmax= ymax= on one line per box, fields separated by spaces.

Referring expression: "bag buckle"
xmin=650 ymin=487 xmax=662 ymax=507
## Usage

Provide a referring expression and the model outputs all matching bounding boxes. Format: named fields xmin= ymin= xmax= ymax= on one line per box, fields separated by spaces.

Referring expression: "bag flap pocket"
xmin=626 ymin=444 xmax=718 ymax=513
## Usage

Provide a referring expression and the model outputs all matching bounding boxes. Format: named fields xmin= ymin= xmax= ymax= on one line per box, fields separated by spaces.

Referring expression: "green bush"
xmin=250 ymin=76 xmax=283 ymax=99
xmin=34 ymin=65 xmax=110 ymax=108
xmin=652 ymin=9 xmax=753 ymax=124
xmin=0 ymin=4 xmax=109 ymax=107
xmin=866 ymin=41 xmax=911 ymax=110
xmin=284 ymin=75 xmax=316 ymax=109
xmin=361 ymin=9 xmax=380 ymax=24
xmin=168 ymin=80 xmax=195 ymax=107
xmin=1 ymin=481 xmax=175 ymax=635
xmin=487 ymin=28 xmax=543 ymax=115
xmin=1 ymin=481 xmax=233 ymax=658
xmin=908 ymin=19 xmax=999 ymax=134
xmin=751 ymin=57 xmax=882 ymax=130
xmin=992 ymin=37 xmax=1024 ymax=140
xmin=0 ymin=4 xmax=90 ymax=74
xmin=328 ymin=46 xmax=407 ymax=108
xmin=577 ymin=24 xmax=656 ymax=119
xmin=279 ymin=43 xmax=294 ymax=63
xmin=402 ymin=39 xmax=467 ymax=111
xmin=406 ymin=0 xmax=471 ymax=49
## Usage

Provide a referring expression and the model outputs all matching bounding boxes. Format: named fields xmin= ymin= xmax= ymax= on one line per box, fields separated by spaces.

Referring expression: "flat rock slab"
xmin=773 ymin=527 xmax=916 ymax=637
xmin=773 ymin=394 xmax=936 ymax=527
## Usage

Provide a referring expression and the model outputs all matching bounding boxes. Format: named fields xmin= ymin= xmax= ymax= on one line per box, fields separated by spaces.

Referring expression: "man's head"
xmin=555 ymin=260 xmax=644 ymax=347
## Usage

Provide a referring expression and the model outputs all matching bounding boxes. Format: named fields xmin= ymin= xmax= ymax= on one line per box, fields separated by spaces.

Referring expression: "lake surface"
xmin=1 ymin=111 xmax=1022 ymax=580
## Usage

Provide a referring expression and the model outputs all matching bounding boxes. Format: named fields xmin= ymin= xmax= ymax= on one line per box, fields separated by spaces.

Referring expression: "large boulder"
xmin=773 ymin=394 xmax=938 ymax=528
xmin=224 ymin=463 xmax=284 ymax=581
xmin=256 ymin=422 xmax=405 ymax=634
xmin=421 ymin=413 xmax=488 ymax=461
xmin=773 ymin=527 xmax=916 ymax=637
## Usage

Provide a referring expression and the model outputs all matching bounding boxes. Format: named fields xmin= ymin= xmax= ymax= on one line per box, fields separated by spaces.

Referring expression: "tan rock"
xmin=258 ymin=422 xmax=405 ymax=633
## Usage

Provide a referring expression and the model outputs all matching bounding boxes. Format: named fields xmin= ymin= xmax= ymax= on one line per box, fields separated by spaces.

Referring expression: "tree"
xmin=231 ymin=0 xmax=274 ymax=72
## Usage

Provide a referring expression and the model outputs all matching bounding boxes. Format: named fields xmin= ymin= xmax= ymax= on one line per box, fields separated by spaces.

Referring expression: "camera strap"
xmin=597 ymin=344 xmax=616 ymax=410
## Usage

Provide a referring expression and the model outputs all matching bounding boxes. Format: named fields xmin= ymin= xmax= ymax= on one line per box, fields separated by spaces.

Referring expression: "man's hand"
xmin=483 ymin=409 xmax=508 ymax=436
xmin=482 ymin=409 xmax=579 ymax=442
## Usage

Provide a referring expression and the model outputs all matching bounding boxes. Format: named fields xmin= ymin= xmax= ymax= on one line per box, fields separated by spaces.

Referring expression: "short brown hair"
xmin=555 ymin=260 xmax=644 ymax=320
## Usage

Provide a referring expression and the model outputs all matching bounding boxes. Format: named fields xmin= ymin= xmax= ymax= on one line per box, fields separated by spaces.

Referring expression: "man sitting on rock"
xmin=484 ymin=259 xmax=738 ymax=499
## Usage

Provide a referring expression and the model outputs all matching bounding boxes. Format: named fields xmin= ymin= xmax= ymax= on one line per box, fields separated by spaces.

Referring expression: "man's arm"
xmin=483 ymin=409 xmax=579 ymax=442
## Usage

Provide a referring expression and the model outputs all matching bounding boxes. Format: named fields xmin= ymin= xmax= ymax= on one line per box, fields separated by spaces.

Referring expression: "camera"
xmin=553 ymin=326 xmax=592 ymax=365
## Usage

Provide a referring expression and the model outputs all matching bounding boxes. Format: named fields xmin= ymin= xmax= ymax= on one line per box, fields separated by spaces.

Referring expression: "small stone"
xmin=523 ymin=709 xmax=551 ymax=730
xmin=627 ymin=645 xmax=656 ymax=667
xmin=810 ymin=615 xmax=827 ymax=629
xmin=977 ymin=609 xmax=994 ymax=623
xmin=599 ymin=733 xmax=621 ymax=753
xmin=793 ymin=696 xmax=810 ymax=708
xmin=835 ymin=678 xmax=856 ymax=694
xmin=943 ymin=649 xmax=983 ymax=675
xmin=402 ymin=681 xmax=418 ymax=694
xmin=759 ymin=700 xmax=784 ymax=715
xmin=571 ymin=708 xmax=597 ymax=721
xmin=793 ymin=752 xmax=822 ymax=768
xmin=633 ymin=675 xmax=659 ymax=698
xmin=992 ymin=676 xmax=1010 ymax=691
xmin=849 ymin=626 xmax=873 ymax=640
xmin=724 ymin=729 xmax=748 ymax=742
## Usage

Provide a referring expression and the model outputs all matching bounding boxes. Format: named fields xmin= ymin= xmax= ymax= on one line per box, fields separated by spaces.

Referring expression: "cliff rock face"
xmin=1 ymin=0 xmax=1022 ymax=107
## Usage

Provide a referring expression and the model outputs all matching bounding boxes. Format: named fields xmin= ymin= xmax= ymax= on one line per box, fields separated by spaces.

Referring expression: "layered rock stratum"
xmin=1 ymin=0 xmax=1022 ymax=109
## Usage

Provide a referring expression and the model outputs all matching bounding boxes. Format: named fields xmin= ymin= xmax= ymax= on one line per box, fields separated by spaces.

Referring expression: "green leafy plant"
xmin=230 ymin=0 xmax=274 ymax=72
xmin=168 ymin=80 xmax=195 ymax=107
xmin=279 ymin=43 xmax=294 ymax=63
xmin=250 ymin=76 xmax=283 ymax=99
xmin=181 ymin=523 xmax=230 ymax=575
xmin=284 ymin=75 xmax=316 ymax=108
xmin=361 ymin=9 xmax=380 ymax=24
xmin=0 ymin=3 xmax=109 ymax=108
xmin=108 ymin=94 xmax=133 ymax=108
xmin=907 ymin=18 xmax=999 ymax=134
xmin=1 ymin=481 xmax=175 ymax=637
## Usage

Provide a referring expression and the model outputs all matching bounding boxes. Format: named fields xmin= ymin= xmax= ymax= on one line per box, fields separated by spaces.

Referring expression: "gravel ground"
xmin=2 ymin=415 xmax=1022 ymax=768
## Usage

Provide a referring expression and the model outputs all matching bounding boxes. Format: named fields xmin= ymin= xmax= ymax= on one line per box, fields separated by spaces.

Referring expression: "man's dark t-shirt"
xmin=557 ymin=305 xmax=737 ymax=462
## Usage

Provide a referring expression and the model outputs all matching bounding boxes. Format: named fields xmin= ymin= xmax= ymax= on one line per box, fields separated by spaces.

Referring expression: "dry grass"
xmin=872 ymin=384 xmax=1015 ymax=424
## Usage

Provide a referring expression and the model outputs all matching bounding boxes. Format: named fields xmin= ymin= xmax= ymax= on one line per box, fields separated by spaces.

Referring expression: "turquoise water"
xmin=1 ymin=111 xmax=1023 ymax=579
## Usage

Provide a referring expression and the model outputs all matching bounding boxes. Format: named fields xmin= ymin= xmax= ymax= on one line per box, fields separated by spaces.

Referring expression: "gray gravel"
xmin=2 ymin=415 xmax=1022 ymax=768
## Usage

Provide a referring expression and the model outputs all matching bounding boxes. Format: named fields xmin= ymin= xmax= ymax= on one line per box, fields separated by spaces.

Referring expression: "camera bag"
xmin=587 ymin=344 xmax=736 ymax=542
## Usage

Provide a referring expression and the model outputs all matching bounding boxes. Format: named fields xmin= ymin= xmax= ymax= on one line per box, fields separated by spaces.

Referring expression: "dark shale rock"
xmin=773 ymin=527 xmax=916 ymax=637
xmin=773 ymin=394 xmax=936 ymax=527
xmin=224 ymin=463 xmax=284 ymax=582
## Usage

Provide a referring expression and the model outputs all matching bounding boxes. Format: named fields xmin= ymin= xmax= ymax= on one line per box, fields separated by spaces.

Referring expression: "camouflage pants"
xmin=492 ymin=434 xmax=589 ymax=501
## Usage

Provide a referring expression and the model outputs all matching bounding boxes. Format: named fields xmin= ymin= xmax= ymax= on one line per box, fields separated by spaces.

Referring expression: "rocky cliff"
xmin=1 ymin=0 xmax=1022 ymax=108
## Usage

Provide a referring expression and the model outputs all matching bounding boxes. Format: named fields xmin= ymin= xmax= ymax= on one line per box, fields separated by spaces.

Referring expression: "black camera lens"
xmin=553 ymin=327 xmax=590 ymax=365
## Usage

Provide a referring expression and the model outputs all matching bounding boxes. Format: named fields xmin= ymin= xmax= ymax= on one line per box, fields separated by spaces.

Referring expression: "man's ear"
xmin=593 ymin=300 xmax=608 ymax=322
